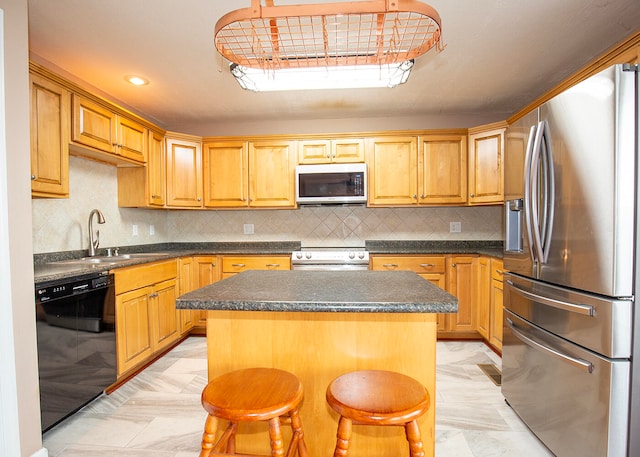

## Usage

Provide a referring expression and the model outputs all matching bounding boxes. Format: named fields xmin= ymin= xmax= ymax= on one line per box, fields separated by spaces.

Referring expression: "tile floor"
xmin=43 ymin=338 xmax=555 ymax=456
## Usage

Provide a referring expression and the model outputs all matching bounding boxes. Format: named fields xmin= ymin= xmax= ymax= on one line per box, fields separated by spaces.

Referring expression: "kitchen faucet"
xmin=88 ymin=209 xmax=105 ymax=257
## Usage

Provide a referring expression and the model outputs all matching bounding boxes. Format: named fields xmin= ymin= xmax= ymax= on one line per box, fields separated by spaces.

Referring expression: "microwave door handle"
xmin=540 ymin=121 xmax=555 ymax=264
xmin=529 ymin=122 xmax=545 ymax=264
xmin=523 ymin=124 xmax=538 ymax=262
xmin=506 ymin=317 xmax=594 ymax=373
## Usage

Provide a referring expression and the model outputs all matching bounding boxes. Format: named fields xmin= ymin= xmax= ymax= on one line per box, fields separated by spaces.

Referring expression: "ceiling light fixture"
xmin=231 ymin=60 xmax=414 ymax=91
xmin=215 ymin=0 xmax=442 ymax=91
xmin=125 ymin=75 xmax=149 ymax=86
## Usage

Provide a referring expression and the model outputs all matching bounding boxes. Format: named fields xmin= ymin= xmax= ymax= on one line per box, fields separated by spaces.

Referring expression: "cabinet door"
xmin=298 ymin=139 xmax=331 ymax=164
xmin=115 ymin=286 xmax=153 ymax=376
xmin=178 ymin=257 xmax=196 ymax=333
xmin=489 ymin=259 xmax=505 ymax=350
xmin=333 ymin=138 xmax=365 ymax=163
xmin=148 ymin=130 xmax=166 ymax=206
xmin=193 ymin=256 xmax=220 ymax=328
xmin=166 ymin=136 xmax=203 ymax=207
xmin=72 ymin=94 xmax=117 ymax=153
xmin=116 ymin=116 xmax=147 ymax=163
xmin=367 ymin=136 xmax=418 ymax=206
xmin=476 ymin=257 xmax=491 ymax=339
xmin=418 ymin=134 xmax=467 ymax=204
xmin=150 ymin=278 xmax=179 ymax=352
xmin=468 ymin=127 xmax=505 ymax=205
xmin=249 ymin=140 xmax=296 ymax=207
xmin=445 ymin=256 xmax=477 ymax=334
xmin=29 ymin=73 xmax=70 ymax=197
xmin=203 ymin=141 xmax=248 ymax=207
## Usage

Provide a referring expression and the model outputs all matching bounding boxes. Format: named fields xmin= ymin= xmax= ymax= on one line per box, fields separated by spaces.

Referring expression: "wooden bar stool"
xmin=199 ymin=367 xmax=308 ymax=457
xmin=326 ymin=370 xmax=430 ymax=457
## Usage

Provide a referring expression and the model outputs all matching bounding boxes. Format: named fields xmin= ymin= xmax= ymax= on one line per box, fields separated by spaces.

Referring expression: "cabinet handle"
xmin=382 ymin=263 xmax=399 ymax=268
xmin=149 ymin=293 xmax=158 ymax=298
xmin=419 ymin=263 xmax=435 ymax=267
xmin=231 ymin=263 xmax=246 ymax=267
xmin=265 ymin=264 xmax=280 ymax=267
xmin=496 ymin=269 xmax=504 ymax=275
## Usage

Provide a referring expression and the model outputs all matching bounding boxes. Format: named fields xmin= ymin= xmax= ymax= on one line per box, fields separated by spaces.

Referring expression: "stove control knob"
xmin=295 ymin=252 xmax=303 ymax=259
xmin=348 ymin=252 xmax=355 ymax=259
xmin=305 ymin=252 xmax=312 ymax=259
xmin=358 ymin=252 xmax=365 ymax=259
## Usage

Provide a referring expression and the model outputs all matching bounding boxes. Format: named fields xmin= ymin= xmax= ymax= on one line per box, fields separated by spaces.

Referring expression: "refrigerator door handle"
xmin=506 ymin=317 xmax=594 ymax=373
xmin=506 ymin=279 xmax=595 ymax=316
xmin=529 ymin=122 xmax=546 ymax=264
xmin=539 ymin=120 xmax=555 ymax=263
xmin=523 ymin=124 xmax=538 ymax=262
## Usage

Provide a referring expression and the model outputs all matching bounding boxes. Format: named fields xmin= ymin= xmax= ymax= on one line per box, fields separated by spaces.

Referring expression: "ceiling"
xmin=27 ymin=0 xmax=640 ymax=136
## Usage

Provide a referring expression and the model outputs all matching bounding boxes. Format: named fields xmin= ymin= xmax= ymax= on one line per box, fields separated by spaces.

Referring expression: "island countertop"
xmin=176 ymin=269 xmax=457 ymax=313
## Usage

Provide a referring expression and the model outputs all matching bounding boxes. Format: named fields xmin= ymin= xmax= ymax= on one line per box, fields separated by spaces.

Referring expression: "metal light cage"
xmin=214 ymin=0 xmax=443 ymax=71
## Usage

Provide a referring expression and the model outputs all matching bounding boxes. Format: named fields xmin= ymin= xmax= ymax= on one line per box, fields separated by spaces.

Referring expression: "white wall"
xmin=32 ymin=156 xmax=503 ymax=253
xmin=0 ymin=0 xmax=45 ymax=455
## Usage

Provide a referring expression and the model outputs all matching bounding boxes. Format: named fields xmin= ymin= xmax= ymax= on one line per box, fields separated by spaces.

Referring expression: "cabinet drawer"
xmin=491 ymin=259 xmax=504 ymax=281
xmin=371 ymin=255 xmax=445 ymax=273
xmin=113 ymin=260 xmax=178 ymax=294
xmin=222 ymin=256 xmax=291 ymax=273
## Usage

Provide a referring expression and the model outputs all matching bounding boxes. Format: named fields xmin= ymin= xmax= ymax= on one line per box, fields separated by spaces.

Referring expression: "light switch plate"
xmin=243 ymin=223 xmax=254 ymax=235
xmin=450 ymin=222 xmax=461 ymax=233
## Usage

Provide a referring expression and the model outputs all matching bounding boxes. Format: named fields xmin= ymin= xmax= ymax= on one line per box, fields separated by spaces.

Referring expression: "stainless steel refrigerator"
xmin=503 ymin=63 xmax=639 ymax=457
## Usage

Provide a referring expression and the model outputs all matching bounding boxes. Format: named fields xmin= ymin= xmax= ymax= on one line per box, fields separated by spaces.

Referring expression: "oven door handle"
xmin=506 ymin=317 xmax=594 ymax=373
xmin=506 ymin=280 xmax=594 ymax=316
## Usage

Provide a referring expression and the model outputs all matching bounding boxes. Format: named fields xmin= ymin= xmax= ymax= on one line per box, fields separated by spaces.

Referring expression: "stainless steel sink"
xmin=59 ymin=252 xmax=171 ymax=265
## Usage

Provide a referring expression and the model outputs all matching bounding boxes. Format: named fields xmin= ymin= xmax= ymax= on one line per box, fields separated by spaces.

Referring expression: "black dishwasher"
xmin=35 ymin=271 xmax=116 ymax=431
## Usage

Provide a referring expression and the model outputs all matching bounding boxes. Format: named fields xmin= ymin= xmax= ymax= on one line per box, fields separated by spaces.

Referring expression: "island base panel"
xmin=206 ymin=310 xmax=437 ymax=457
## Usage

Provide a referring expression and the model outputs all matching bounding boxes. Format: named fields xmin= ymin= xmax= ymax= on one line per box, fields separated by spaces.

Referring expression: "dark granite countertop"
xmin=176 ymin=270 xmax=458 ymax=313
xmin=365 ymin=240 xmax=503 ymax=258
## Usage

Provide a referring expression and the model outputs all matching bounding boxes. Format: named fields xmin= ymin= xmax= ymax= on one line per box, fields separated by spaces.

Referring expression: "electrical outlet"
xmin=450 ymin=222 xmax=461 ymax=233
xmin=149 ymin=224 xmax=155 ymax=236
xmin=243 ymin=223 xmax=254 ymax=235
xmin=132 ymin=224 xmax=139 ymax=236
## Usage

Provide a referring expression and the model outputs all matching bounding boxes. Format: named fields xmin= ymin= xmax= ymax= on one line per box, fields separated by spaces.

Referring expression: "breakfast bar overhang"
xmin=177 ymin=270 xmax=458 ymax=457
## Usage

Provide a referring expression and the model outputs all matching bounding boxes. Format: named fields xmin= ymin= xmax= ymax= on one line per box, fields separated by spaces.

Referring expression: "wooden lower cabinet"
xmin=221 ymin=255 xmax=291 ymax=278
xmin=177 ymin=256 xmax=220 ymax=334
xmin=442 ymin=255 xmax=478 ymax=338
xmin=114 ymin=260 xmax=179 ymax=378
xmin=476 ymin=257 xmax=491 ymax=339
xmin=489 ymin=259 xmax=505 ymax=350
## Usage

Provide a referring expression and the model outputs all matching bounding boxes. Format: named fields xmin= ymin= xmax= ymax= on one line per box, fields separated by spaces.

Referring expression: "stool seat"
xmin=326 ymin=370 xmax=430 ymax=457
xmin=200 ymin=367 xmax=308 ymax=457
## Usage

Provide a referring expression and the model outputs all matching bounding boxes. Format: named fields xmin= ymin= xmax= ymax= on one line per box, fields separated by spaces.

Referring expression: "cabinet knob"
xmin=197 ymin=197 xmax=201 ymax=201
xmin=420 ymin=194 xmax=426 ymax=199
xmin=412 ymin=194 xmax=417 ymax=200
xmin=452 ymin=263 xmax=457 ymax=268
xmin=31 ymin=175 xmax=36 ymax=180
xmin=470 ymin=193 xmax=475 ymax=198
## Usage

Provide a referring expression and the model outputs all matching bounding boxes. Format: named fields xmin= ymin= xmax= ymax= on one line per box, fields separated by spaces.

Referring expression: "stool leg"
xmin=199 ymin=414 xmax=218 ymax=457
xmin=333 ymin=416 xmax=352 ymax=457
xmin=289 ymin=409 xmax=308 ymax=457
xmin=405 ymin=420 xmax=426 ymax=457
xmin=268 ymin=416 xmax=285 ymax=457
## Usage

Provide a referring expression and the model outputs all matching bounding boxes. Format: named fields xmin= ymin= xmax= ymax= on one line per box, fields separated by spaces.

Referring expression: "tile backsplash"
xmin=32 ymin=157 xmax=503 ymax=254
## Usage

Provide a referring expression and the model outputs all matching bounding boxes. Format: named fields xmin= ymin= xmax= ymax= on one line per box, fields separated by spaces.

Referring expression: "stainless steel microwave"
xmin=295 ymin=163 xmax=367 ymax=205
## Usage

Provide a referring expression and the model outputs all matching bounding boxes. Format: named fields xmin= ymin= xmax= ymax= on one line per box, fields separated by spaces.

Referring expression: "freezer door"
xmin=504 ymin=273 xmax=632 ymax=358
xmin=502 ymin=309 xmax=630 ymax=457
xmin=537 ymin=64 xmax=636 ymax=297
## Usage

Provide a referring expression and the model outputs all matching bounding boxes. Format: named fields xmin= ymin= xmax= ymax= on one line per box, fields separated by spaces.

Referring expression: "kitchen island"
xmin=177 ymin=270 xmax=457 ymax=457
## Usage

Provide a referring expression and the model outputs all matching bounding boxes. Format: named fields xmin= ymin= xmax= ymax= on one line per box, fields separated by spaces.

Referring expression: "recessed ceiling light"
xmin=125 ymin=75 xmax=149 ymax=86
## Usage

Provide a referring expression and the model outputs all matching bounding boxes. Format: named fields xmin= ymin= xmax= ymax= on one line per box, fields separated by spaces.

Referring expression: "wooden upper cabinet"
xmin=367 ymin=136 xmax=418 ymax=206
xmin=166 ymin=134 xmax=203 ymax=207
xmin=418 ymin=134 xmax=467 ymax=205
xmin=71 ymin=94 xmax=146 ymax=165
xmin=29 ymin=72 xmax=70 ymax=198
xmin=248 ymin=140 xmax=296 ymax=208
xmin=298 ymin=138 xmax=365 ymax=164
xmin=118 ymin=129 xmax=166 ymax=207
xmin=203 ymin=141 xmax=249 ymax=207
xmin=468 ymin=123 xmax=506 ymax=205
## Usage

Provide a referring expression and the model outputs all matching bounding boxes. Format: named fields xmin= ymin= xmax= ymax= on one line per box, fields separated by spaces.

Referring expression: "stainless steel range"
xmin=291 ymin=247 xmax=369 ymax=271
